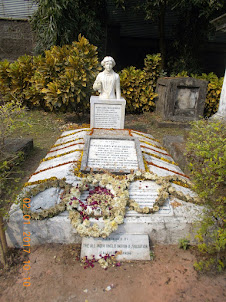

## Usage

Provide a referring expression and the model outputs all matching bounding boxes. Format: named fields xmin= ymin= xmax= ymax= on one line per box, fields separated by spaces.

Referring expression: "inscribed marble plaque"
xmin=81 ymin=136 xmax=145 ymax=173
xmin=90 ymin=96 xmax=126 ymax=129
xmin=127 ymin=181 xmax=173 ymax=216
xmin=81 ymin=234 xmax=150 ymax=260
xmin=94 ymin=104 xmax=121 ymax=128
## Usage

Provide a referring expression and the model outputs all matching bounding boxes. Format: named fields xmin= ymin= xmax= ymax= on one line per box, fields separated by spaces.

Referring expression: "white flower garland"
xmin=62 ymin=171 xmax=196 ymax=237
xmin=64 ymin=173 xmax=130 ymax=238
xmin=18 ymin=170 xmax=197 ymax=237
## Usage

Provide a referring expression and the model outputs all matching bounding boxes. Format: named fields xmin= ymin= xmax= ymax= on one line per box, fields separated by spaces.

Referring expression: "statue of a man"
xmin=93 ymin=56 xmax=121 ymax=99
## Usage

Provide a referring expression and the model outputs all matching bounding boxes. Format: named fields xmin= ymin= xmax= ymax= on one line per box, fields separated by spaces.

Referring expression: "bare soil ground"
xmin=0 ymin=244 xmax=225 ymax=302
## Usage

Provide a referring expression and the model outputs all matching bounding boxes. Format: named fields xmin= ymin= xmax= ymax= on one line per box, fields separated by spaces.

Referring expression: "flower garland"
xmin=31 ymin=160 xmax=78 ymax=176
xmin=20 ymin=170 xmax=197 ymax=236
xmin=140 ymin=139 xmax=168 ymax=151
xmin=89 ymin=128 xmax=133 ymax=137
xmin=52 ymin=137 xmax=84 ymax=148
xmin=64 ymin=173 xmax=130 ymax=238
xmin=24 ymin=177 xmax=58 ymax=187
xmin=41 ymin=149 xmax=82 ymax=163
xmin=146 ymin=161 xmax=189 ymax=179
xmin=74 ymin=151 xmax=87 ymax=178
xmin=48 ymin=142 xmax=84 ymax=153
xmin=142 ymin=150 xmax=178 ymax=166
xmin=140 ymin=144 xmax=170 ymax=156
xmin=60 ymin=129 xmax=90 ymax=139
xmin=126 ymin=171 xmax=194 ymax=214
xmin=19 ymin=178 xmax=72 ymax=220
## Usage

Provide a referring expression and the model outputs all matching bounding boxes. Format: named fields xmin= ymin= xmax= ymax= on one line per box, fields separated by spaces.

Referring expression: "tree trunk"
xmin=158 ymin=2 xmax=166 ymax=69
xmin=0 ymin=238 xmax=7 ymax=267
xmin=0 ymin=215 xmax=8 ymax=255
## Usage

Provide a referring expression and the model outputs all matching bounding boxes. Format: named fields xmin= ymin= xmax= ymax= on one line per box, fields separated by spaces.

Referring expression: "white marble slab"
xmin=81 ymin=233 xmax=150 ymax=260
xmin=88 ymin=138 xmax=138 ymax=170
xmin=90 ymin=96 xmax=126 ymax=129
xmin=127 ymin=180 xmax=173 ymax=216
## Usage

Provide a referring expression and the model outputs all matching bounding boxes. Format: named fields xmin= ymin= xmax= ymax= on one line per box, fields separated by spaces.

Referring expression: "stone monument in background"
xmin=156 ymin=77 xmax=208 ymax=122
xmin=90 ymin=56 xmax=126 ymax=129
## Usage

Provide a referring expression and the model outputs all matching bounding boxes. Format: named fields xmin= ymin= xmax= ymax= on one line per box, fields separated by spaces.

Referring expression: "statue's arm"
xmin=115 ymin=74 xmax=121 ymax=99
xmin=93 ymin=74 xmax=101 ymax=92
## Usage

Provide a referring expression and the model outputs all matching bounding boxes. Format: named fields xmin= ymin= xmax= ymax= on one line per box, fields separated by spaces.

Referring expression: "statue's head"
xmin=101 ymin=56 xmax=116 ymax=69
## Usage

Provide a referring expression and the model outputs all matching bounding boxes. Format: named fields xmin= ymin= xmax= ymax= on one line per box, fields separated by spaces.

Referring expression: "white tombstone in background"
xmin=91 ymin=56 xmax=126 ymax=129
xmin=212 ymin=69 xmax=226 ymax=121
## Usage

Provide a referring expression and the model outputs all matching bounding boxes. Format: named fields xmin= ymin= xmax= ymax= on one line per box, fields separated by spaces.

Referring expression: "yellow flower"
xmin=153 ymin=205 xmax=159 ymax=212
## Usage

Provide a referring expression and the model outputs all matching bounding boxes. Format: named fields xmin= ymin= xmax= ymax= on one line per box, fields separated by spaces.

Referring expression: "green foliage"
xmin=0 ymin=56 xmax=35 ymax=106
xmin=0 ymin=36 xmax=100 ymax=113
xmin=31 ymin=0 xmax=106 ymax=55
xmin=185 ymin=120 xmax=226 ymax=272
xmin=178 ymin=238 xmax=190 ymax=250
xmin=171 ymin=71 xmax=223 ymax=117
xmin=0 ymin=100 xmax=27 ymax=146
xmin=120 ymin=54 xmax=162 ymax=113
xmin=197 ymin=73 xmax=223 ymax=117
xmin=0 ymin=151 xmax=24 ymax=202
xmin=34 ymin=36 xmax=100 ymax=112
xmin=149 ymin=250 xmax=155 ymax=261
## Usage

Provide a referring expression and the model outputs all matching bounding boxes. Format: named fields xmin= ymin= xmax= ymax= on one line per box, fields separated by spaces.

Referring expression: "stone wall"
xmin=0 ymin=19 xmax=35 ymax=62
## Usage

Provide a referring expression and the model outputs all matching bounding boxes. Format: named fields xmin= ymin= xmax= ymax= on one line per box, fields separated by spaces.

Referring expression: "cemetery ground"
xmin=0 ymin=110 xmax=225 ymax=302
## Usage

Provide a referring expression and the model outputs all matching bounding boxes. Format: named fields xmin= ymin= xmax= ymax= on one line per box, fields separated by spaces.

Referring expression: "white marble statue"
xmin=93 ymin=56 xmax=121 ymax=99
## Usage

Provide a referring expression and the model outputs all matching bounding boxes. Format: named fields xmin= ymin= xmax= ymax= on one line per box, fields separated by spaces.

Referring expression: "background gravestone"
xmin=156 ymin=77 xmax=208 ymax=121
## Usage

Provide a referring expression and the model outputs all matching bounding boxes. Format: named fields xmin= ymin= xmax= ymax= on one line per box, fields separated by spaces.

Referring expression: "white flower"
xmin=83 ymin=219 xmax=90 ymax=227
xmin=114 ymin=215 xmax=124 ymax=224
xmin=135 ymin=170 xmax=142 ymax=177
xmin=153 ymin=205 xmax=159 ymax=212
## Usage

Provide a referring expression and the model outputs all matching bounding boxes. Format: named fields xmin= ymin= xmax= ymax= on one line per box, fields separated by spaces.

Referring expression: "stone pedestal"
xmin=156 ymin=77 xmax=208 ymax=122
xmin=90 ymin=96 xmax=126 ymax=129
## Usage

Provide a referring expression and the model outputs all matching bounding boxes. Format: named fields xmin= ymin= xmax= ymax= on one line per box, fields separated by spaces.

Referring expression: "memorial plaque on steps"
xmin=81 ymin=234 xmax=150 ymax=260
xmin=81 ymin=136 xmax=145 ymax=174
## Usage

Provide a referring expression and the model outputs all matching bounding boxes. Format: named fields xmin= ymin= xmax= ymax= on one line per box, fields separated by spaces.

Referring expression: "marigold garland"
xmin=24 ymin=177 xmax=58 ymax=187
xmin=48 ymin=142 xmax=84 ymax=153
xmin=140 ymin=139 xmax=168 ymax=151
xmin=89 ymin=128 xmax=133 ymax=136
xmin=60 ymin=129 xmax=90 ymax=139
xmin=146 ymin=161 xmax=189 ymax=179
xmin=52 ymin=137 xmax=84 ymax=148
xmin=42 ymin=149 xmax=82 ymax=163
xmin=142 ymin=151 xmax=178 ymax=166
xmin=32 ymin=160 xmax=78 ymax=176
xmin=141 ymin=144 xmax=170 ymax=156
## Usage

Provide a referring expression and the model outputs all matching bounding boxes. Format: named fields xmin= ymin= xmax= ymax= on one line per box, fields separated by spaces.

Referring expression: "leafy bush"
xmin=0 ymin=100 xmax=26 ymax=147
xmin=0 ymin=35 xmax=100 ymax=113
xmin=185 ymin=120 xmax=226 ymax=272
xmin=120 ymin=54 xmax=162 ymax=113
xmin=171 ymin=71 xmax=223 ymax=117
xmin=0 ymin=56 xmax=35 ymax=106
xmin=178 ymin=238 xmax=190 ymax=250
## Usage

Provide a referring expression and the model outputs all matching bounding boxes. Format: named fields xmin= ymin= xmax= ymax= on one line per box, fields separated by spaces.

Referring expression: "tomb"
xmin=6 ymin=57 xmax=204 ymax=261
